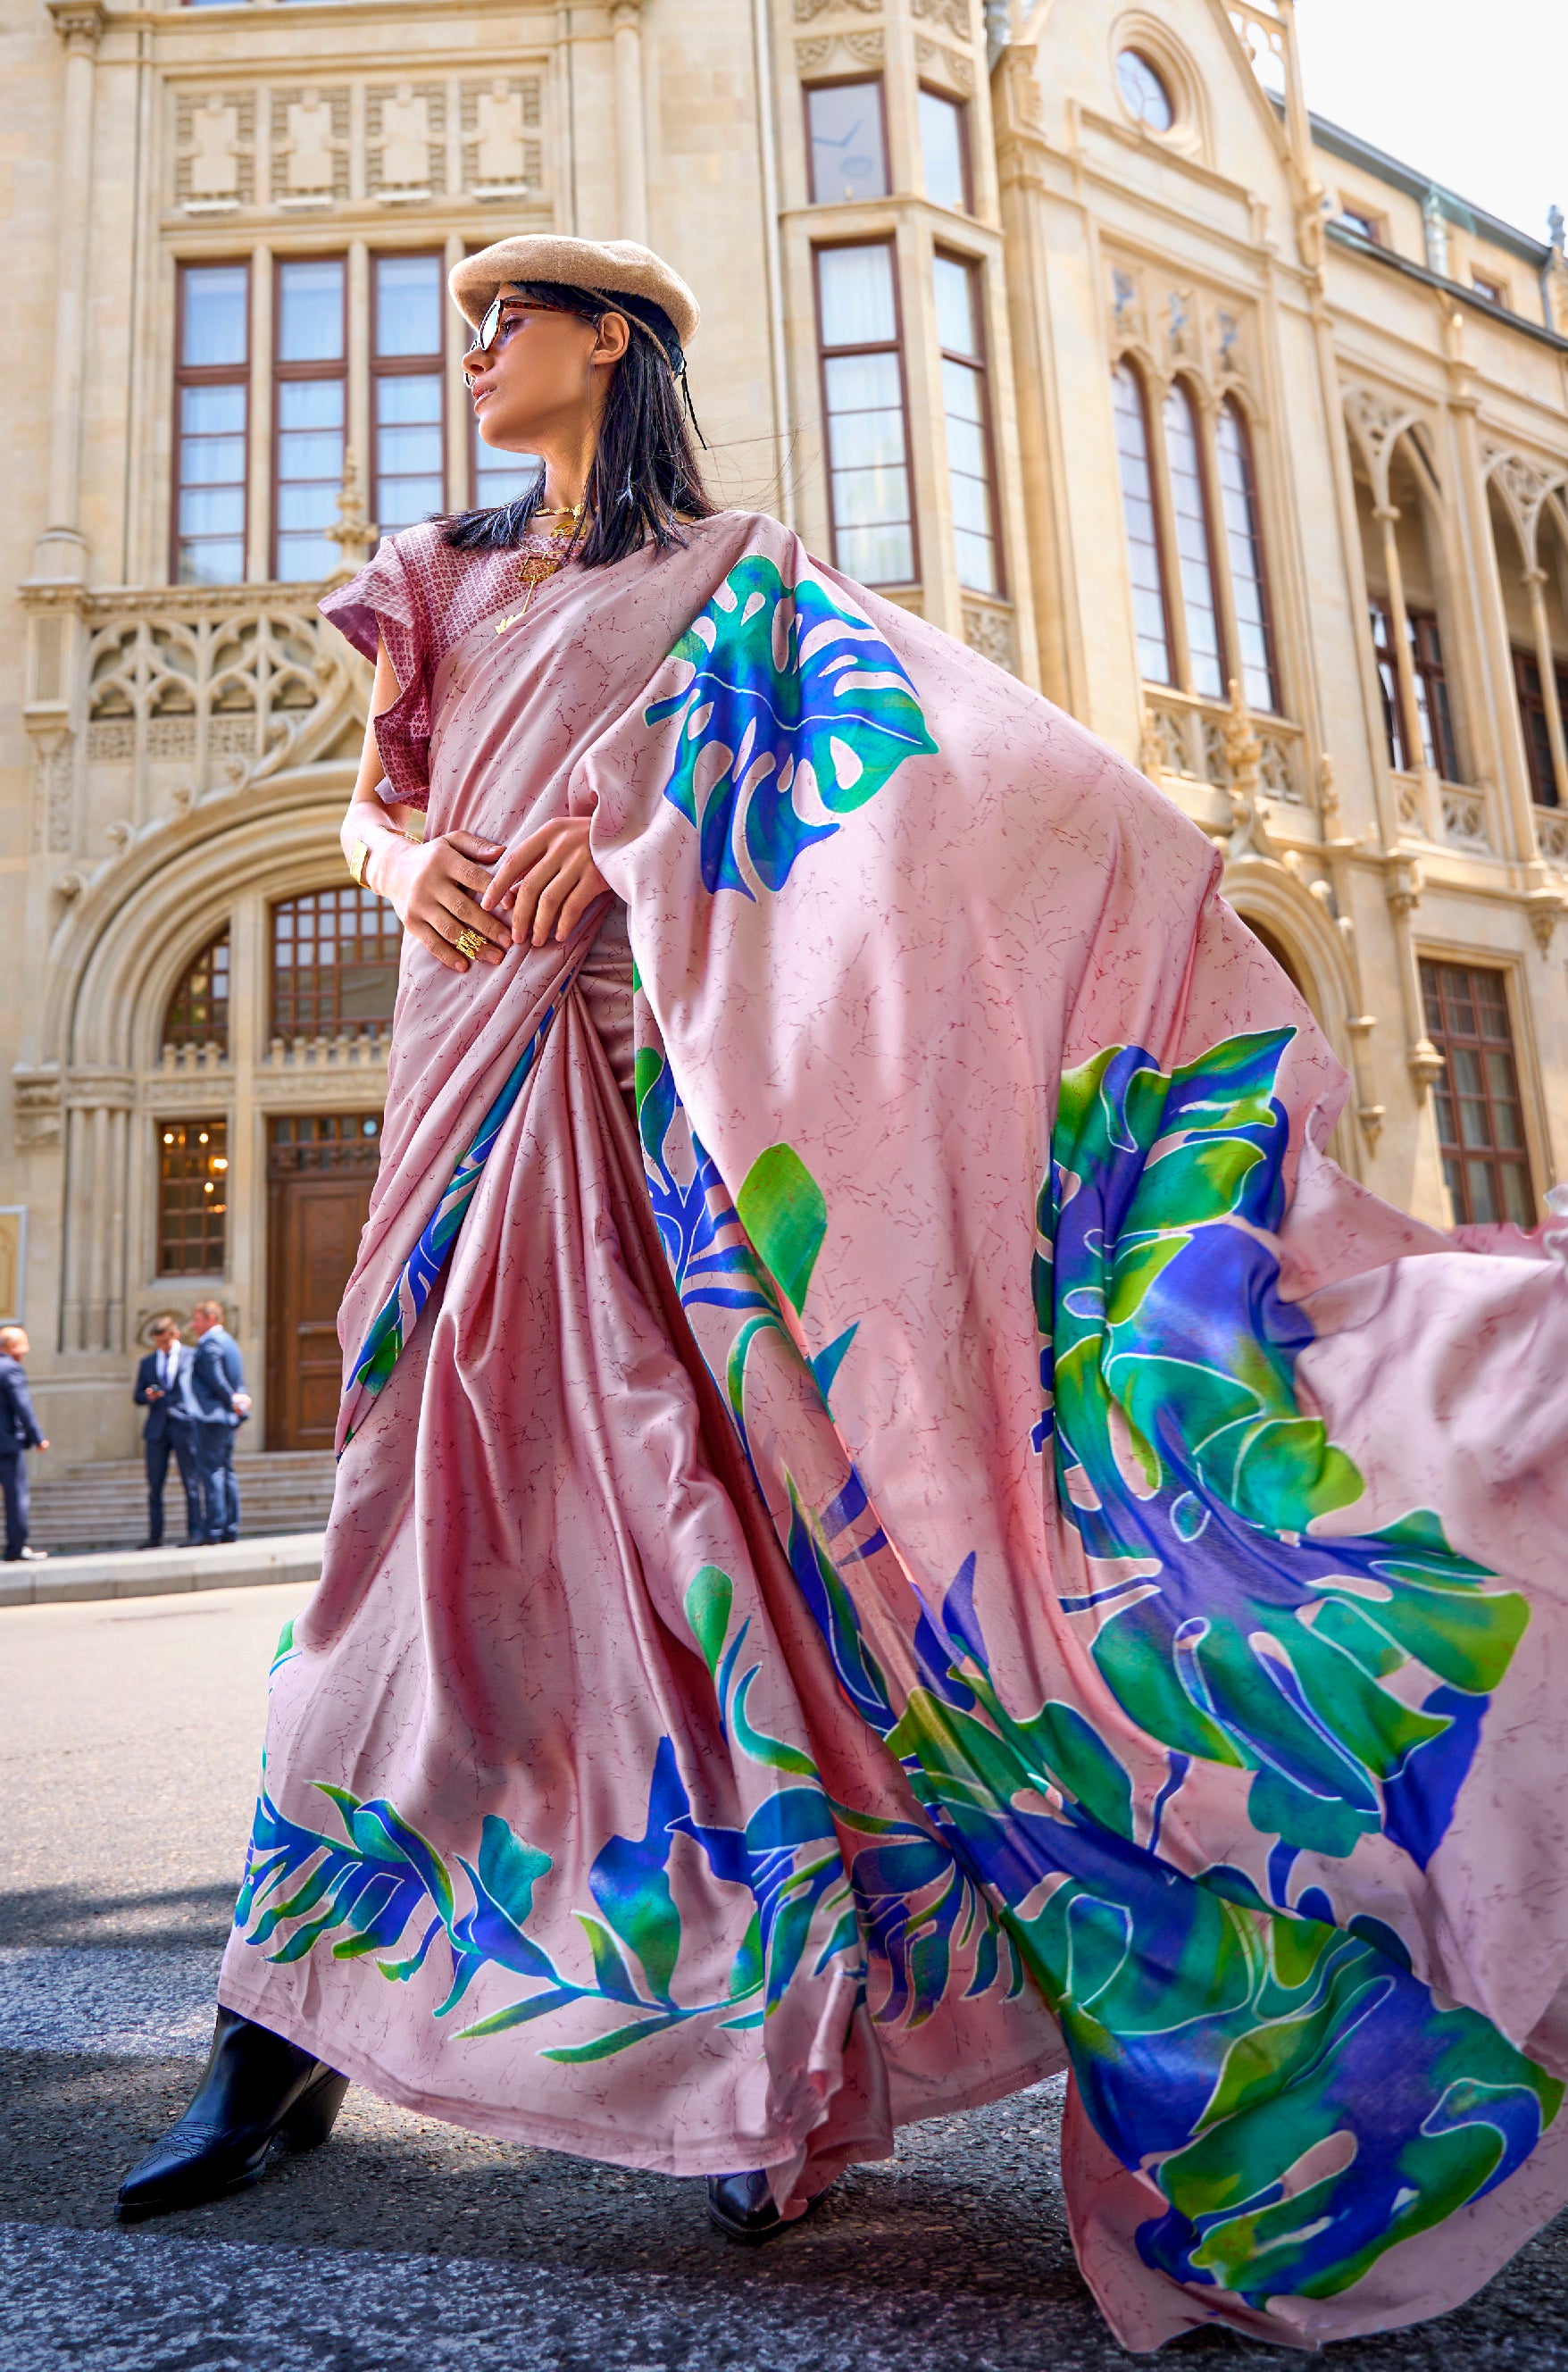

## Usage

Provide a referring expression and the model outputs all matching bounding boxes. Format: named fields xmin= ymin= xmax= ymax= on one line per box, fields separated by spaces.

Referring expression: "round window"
xmin=1116 ymin=49 xmax=1175 ymax=133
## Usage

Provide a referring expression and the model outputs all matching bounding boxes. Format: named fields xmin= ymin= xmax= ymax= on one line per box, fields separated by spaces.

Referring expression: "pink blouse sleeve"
xmin=319 ymin=536 xmax=433 ymax=811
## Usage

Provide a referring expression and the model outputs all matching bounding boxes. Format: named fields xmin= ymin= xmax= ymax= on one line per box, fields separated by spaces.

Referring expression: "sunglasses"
xmin=465 ymin=295 xmax=576 ymax=358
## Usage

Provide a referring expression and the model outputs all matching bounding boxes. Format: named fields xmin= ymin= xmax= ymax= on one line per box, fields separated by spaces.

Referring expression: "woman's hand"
xmin=373 ymin=829 xmax=513 ymax=974
xmin=480 ymin=817 xmax=612 ymax=948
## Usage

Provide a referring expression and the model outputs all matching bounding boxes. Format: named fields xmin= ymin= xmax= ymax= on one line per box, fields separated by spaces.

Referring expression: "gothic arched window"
xmin=1216 ymin=398 xmax=1280 ymax=714
xmin=163 ymin=930 xmax=230 ymax=1054
xmin=1112 ymin=363 xmax=1172 ymax=686
xmin=1163 ymin=380 xmax=1223 ymax=700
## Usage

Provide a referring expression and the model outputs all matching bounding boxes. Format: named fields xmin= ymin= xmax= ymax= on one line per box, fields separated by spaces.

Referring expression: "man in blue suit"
xmin=133 ymin=1315 xmax=201 ymax=1549
xmin=0 ymin=1324 xmax=49 ymax=1562
xmin=188 ymin=1300 xmax=251 ymax=1544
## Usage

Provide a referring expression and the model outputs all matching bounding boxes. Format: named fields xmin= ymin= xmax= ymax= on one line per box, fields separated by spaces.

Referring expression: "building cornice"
xmin=1325 ymin=221 xmax=1568 ymax=359
xmin=1308 ymin=110 xmax=1550 ymax=268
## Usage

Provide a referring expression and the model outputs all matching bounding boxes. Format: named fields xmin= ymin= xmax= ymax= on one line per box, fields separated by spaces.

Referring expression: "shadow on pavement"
xmin=0 ymin=1883 xmax=238 ymax=1950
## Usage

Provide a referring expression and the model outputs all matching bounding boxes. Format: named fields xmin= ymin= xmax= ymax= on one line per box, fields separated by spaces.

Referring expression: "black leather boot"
xmin=115 ymin=2007 xmax=349 ymax=2223
xmin=706 ymin=2169 xmax=788 ymax=2243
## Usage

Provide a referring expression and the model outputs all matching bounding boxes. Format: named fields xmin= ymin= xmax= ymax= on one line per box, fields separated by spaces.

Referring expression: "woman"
xmin=117 ymin=234 xmax=1568 ymax=2351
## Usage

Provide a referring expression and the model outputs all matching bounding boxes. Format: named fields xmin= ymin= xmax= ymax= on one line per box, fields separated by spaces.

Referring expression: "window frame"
xmin=812 ymin=237 xmax=920 ymax=589
xmin=1420 ymin=957 xmax=1537 ymax=1228
xmin=1409 ymin=611 xmax=1460 ymax=782
xmin=1339 ymin=201 xmax=1387 ymax=246
xmin=1215 ymin=394 xmax=1281 ymax=716
xmin=1110 ymin=357 xmax=1176 ymax=689
xmin=271 ymin=250 xmax=349 ymax=584
xmin=802 ymin=74 xmax=891 ymax=209
xmin=269 ymin=882 xmax=405 ymax=1043
xmin=1512 ymin=646 xmax=1568 ymax=806
xmin=1472 ymin=270 xmax=1511 ymax=312
xmin=370 ymin=246 xmax=448 ymax=535
xmin=162 ymin=927 xmax=231 ymax=1054
xmin=155 ymin=1115 xmax=231 ymax=1279
xmin=171 ymin=256 xmax=252 ymax=588
xmin=933 ymin=246 xmax=1003 ymax=597
xmin=917 ymin=83 xmax=972 ymax=215
xmin=1161 ymin=372 xmax=1227 ymax=702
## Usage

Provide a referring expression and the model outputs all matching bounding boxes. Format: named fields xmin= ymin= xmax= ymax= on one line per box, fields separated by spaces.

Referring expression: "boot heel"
xmin=279 ymin=2069 xmax=349 ymax=2152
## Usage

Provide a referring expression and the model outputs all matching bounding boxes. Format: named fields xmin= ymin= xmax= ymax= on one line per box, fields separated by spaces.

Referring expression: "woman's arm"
xmin=342 ymin=638 xmax=511 ymax=973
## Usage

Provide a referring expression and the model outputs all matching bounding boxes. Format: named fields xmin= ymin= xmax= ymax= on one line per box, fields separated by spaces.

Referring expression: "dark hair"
xmin=444 ymin=280 xmax=713 ymax=568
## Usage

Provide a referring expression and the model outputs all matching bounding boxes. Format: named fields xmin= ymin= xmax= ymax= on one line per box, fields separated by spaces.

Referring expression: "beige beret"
xmin=448 ymin=236 xmax=700 ymax=352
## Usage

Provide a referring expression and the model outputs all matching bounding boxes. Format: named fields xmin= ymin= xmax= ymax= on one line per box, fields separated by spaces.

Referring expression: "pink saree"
xmin=219 ymin=510 xmax=1568 ymax=2351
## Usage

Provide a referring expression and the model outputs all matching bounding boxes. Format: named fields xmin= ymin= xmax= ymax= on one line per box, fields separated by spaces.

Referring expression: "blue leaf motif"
xmin=645 ymin=553 xmax=938 ymax=898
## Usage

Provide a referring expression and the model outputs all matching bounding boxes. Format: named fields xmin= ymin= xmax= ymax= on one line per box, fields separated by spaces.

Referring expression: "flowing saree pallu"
xmin=221 ymin=512 xmax=1568 ymax=2352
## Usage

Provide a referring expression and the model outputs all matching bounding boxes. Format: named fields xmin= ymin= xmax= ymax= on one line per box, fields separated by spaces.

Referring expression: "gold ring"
xmin=455 ymin=926 xmax=485 ymax=962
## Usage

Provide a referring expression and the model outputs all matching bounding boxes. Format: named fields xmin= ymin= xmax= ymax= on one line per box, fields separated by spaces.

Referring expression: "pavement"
xmin=0 ymin=1533 xmax=326 ymax=1610
xmin=2 ymin=1581 xmax=1566 ymax=2370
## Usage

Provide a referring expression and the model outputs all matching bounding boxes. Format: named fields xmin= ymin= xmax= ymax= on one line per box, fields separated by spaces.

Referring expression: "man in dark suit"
xmin=0 ymin=1325 xmax=49 ymax=1563
xmin=188 ymin=1300 xmax=250 ymax=1544
xmin=134 ymin=1314 xmax=201 ymax=1549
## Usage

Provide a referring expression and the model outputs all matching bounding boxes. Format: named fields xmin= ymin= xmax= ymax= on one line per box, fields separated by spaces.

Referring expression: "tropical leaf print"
xmin=776 ymin=1531 xmax=1562 ymax=2309
xmin=644 ymin=553 xmax=938 ymax=898
xmin=1040 ymin=1029 xmax=1529 ymax=1875
xmin=341 ymin=996 xmax=559 ymax=1443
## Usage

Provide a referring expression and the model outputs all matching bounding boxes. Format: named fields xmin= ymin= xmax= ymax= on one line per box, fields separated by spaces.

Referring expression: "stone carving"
xmin=911 ymin=0 xmax=973 ymax=37
xmin=83 ymin=597 xmax=360 ymax=802
xmin=271 ymin=88 xmax=349 ymax=205
xmin=962 ymin=605 xmax=1013 ymax=672
xmin=1440 ymin=786 xmax=1490 ymax=852
xmin=33 ymin=737 xmax=75 ymax=854
xmin=1484 ymin=445 xmax=1565 ymax=571
xmin=792 ymin=0 xmax=880 ymax=16
xmin=846 ymin=29 xmax=885 ymax=61
xmin=13 ymin=1065 xmax=63 ymax=1151
xmin=796 ymin=37 xmax=833 ymax=69
xmin=368 ymin=82 xmax=446 ymax=199
xmin=913 ymin=36 xmax=974 ymax=90
xmin=462 ymin=77 xmax=543 ymax=196
xmin=176 ymin=91 xmax=255 ymax=213
xmin=1140 ymin=702 xmax=1188 ymax=780
xmin=1342 ymin=386 xmax=1422 ymax=508
xmin=1536 ymin=805 xmax=1568 ymax=869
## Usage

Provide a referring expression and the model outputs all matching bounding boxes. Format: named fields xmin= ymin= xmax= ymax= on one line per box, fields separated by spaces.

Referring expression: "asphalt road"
xmin=2 ymin=1583 xmax=1566 ymax=2371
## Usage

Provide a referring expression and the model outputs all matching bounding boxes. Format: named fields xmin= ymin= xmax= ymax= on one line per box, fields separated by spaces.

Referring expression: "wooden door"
xmin=266 ymin=1114 xmax=382 ymax=1449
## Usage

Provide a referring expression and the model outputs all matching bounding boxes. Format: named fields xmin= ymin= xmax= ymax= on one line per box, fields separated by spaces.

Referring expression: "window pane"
xmin=377 ymin=374 xmax=441 ymax=427
xmin=806 ymin=80 xmax=888 ymax=205
xmin=279 ymin=379 xmax=345 ymax=431
xmin=836 ymin=522 xmax=913 ymax=583
xmin=179 ymin=486 xmax=246 ymax=536
xmin=941 ymin=353 xmax=995 ymax=593
xmin=919 ymin=88 xmax=966 ymax=210
xmin=476 ymin=447 xmax=543 ymax=507
xmin=271 ymin=887 xmax=403 ymax=1039
xmin=157 ymin=1118 xmax=229 ymax=1275
xmin=932 ymin=254 xmax=978 ymax=356
xmin=181 ymin=382 xmax=246 ymax=438
xmin=375 ymin=253 xmax=441 ymax=357
xmin=1112 ymin=365 xmax=1171 ymax=686
xmin=178 ymin=536 xmax=246 ymax=585
xmin=182 ymin=266 xmax=248 ymax=368
xmin=1215 ymin=400 xmax=1279 ymax=713
xmin=163 ymin=932 xmax=231 ymax=1052
xmin=278 ymin=259 xmax=345 ymax=362
xmin=1420 ymin=958 xmax=1535 ymax=1226
xmin=817 ymin=245 xmax=896 ymax=347
xmin=1163 ymin=382 xmax=1223 ymax=700
xmin=1116 ymin=50 xmax=1173 ymax=132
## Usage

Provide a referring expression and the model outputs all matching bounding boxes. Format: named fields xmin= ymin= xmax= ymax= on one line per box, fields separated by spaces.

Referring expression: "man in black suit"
xmin=0 ymin=1324 xmax=49 ymax=1563
xmin=188 ymin=1300 xmax=251 ymax=1544
xmin=134 ymin=1315 xmax=201 ymax=1549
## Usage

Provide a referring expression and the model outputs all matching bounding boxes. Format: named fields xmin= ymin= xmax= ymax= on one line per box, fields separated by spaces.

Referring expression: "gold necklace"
xmin=496 ymin=505 xmax=585 ymax=634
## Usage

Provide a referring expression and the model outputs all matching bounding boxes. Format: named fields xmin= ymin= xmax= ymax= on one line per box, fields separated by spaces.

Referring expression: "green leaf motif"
xmin=736 ymin=1142 xmax=828 ymax=1317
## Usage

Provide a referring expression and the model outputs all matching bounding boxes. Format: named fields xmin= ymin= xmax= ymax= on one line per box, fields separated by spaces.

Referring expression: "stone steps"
xmin=28 ymin=1451 xmax=336 ymax=1553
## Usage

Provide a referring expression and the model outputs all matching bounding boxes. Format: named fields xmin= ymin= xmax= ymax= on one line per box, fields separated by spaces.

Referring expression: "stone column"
xmin=60 ymin=1073 xmax=134 ymax=1352
xmin=611 ymin=1 xmax=648 ymax=245
xmin=34 ymin=2 xmax=105 ymax=582
xmin=1522 ymin=566 xmax=1568 ymax=810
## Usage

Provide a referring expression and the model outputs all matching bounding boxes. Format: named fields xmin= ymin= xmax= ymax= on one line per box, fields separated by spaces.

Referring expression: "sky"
xmin=1291 ymin=0 xmax=1565 ymax=246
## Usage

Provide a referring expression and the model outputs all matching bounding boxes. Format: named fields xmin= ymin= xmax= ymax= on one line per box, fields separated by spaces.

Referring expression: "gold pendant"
xmin=495 ymin=551 xmax=562 ymax=635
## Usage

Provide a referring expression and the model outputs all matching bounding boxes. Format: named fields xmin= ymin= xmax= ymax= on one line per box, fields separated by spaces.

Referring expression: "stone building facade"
xmin=4 ymin=0 xmax=1565 ymax=1466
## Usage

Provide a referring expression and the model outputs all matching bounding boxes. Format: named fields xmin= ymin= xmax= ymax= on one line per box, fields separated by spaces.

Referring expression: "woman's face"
xmin=463 ymin=288 xmax=629 ymax=455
